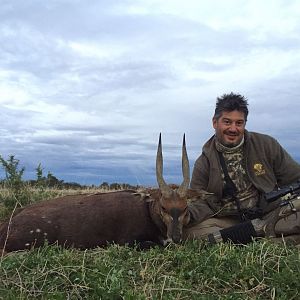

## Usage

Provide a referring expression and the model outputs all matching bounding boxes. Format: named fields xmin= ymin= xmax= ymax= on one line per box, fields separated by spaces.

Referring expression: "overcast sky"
xmin=0 ymin=0 xmax=299 ymax=186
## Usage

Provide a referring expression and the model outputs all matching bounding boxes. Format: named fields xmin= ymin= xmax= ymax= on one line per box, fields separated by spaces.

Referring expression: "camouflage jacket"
xmin=188 ymin=130 xmax=300 ymax=222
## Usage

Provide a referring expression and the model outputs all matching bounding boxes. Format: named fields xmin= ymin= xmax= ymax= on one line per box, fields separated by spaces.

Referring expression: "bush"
xmin=0 ymin=155 xmax=31 ymax=209
xmin=0 ymin=157 xmax=61 ymax=219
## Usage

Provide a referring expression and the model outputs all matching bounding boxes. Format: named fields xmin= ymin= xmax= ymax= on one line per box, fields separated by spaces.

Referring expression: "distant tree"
xmin=46 ymin=172 xmax=64 ymax=188
xmin=99 ymin=182 xmax=109 ymax=190
xmin=0 ymin=155 xmax=25 ymax=191
xmin=35 ymin=163 xmax=48 ymax=189
xmin=109 ymin=183 xmax=121 ymax=190
xmin=36 ymin=163 xmax=43 ymax=181
xmin=0 ymin=155 xmax=31 ymax=208
xmin=63 ymin=182 xmax=82 ymax=189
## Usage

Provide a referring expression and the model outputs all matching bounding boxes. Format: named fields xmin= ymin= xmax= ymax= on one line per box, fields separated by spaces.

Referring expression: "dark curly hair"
xmin=214 ymin=92 xmax=249 ymax=121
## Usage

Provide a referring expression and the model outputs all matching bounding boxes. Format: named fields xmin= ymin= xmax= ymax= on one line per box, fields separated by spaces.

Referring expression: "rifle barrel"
xmin=264 ymin=181 xmax=300 ymax=203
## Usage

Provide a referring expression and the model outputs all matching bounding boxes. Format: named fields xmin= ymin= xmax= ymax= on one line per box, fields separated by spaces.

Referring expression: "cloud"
xmin=0 ymin=0 xmax=299 ymax=185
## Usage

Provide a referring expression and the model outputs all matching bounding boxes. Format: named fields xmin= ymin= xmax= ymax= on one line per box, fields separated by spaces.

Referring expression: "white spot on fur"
xmin=30 ymin=230 xmax=34 ymax=234
xmin=36 ymin=229 xmax=41 ymax=233
xmin=47 ymin=220 xmax=52 ymax=224
xmin=42 ymin=216 xmax=46 ymax=219
xmin=43 ymin=233 xmax=48 ymax=236
xmin=25 ymin=243 xmax=30 ymax=247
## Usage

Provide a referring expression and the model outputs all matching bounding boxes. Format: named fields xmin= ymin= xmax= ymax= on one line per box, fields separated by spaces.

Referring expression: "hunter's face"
xmin=213 ymin=110 xmax=246 ymax=147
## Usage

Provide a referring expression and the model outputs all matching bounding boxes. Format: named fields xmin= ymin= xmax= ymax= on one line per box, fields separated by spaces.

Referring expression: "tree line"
xmin=0 ymin=155 xmax=139 ymax=190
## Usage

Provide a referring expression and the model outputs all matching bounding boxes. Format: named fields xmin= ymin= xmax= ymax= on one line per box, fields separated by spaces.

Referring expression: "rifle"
xmin=264 ymin=180 xmax=300 ymax=206
xmin=207 ymin=180 xmax=300 ymax=245
xmin=240 ymin=180 xmax=300 ymax=220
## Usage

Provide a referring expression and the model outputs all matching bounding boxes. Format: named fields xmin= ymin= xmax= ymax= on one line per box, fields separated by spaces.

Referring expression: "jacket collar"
xmin=203 ymin=129 xmax=251 ymax=156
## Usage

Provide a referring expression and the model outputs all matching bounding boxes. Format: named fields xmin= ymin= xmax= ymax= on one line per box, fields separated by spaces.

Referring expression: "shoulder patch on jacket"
xmin=253 ymin=163 xmax=266 ymax=176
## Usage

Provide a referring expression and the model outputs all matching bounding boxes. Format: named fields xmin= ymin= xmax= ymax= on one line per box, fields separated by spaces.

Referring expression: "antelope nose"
xmin=172 ymin=234 xmax=182 ymax=244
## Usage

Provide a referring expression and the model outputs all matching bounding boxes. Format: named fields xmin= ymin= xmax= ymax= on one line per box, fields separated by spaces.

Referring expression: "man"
xmin=185 ymin=92 xmax=300 ymax=244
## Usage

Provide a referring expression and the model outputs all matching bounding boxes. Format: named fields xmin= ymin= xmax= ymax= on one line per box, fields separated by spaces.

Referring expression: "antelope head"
xmin=156 ymin=133 xmax=190 ymax=244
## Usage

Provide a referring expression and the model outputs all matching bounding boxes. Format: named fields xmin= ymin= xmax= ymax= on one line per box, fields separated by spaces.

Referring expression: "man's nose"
xmin=228 ymin=123 xmax=239 ymax=132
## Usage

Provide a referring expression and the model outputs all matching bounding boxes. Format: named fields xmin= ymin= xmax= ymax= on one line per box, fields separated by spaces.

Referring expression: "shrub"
xmin=0 ymin=155 xmax=31 ymax=209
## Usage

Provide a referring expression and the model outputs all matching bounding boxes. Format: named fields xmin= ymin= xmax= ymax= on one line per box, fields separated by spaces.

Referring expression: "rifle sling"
xmin=217 ymin=151 xmax=246 ymax=222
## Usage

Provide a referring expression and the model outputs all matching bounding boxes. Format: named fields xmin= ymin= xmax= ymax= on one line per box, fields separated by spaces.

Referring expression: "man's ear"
xmin=212 ymin=117 xmax=217 ymax=129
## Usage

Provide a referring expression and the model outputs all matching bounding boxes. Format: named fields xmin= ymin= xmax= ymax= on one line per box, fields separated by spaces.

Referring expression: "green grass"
xmin=0 ymin=188 xmax=300 ymax=299
xmin=0 ymin=240 xmax=299 ymax=299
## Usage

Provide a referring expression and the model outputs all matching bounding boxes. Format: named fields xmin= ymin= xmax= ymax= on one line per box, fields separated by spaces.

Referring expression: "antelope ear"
xmin=142 ymin=188 xmax=161 ymax=200
xmin=186 ymin=189 xmax=214 ymax=199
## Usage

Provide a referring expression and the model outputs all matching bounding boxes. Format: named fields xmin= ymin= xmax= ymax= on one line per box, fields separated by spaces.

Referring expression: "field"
xmin=0 ymin=187 xmax=300 ymax=299
xmin=0 ymin=237 xmax=299 ymax=299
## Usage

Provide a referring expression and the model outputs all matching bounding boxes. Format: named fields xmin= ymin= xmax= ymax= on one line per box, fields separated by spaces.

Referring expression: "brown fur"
xmin=0 ymin=189 xmax=194 ymax=253
xmin=0 ymin=134 xmax=200 ymax=254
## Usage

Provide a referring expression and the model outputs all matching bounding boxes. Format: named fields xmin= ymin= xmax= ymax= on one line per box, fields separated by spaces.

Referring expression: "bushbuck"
xmin=0 ymin=134 xmax=203 ymax=254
